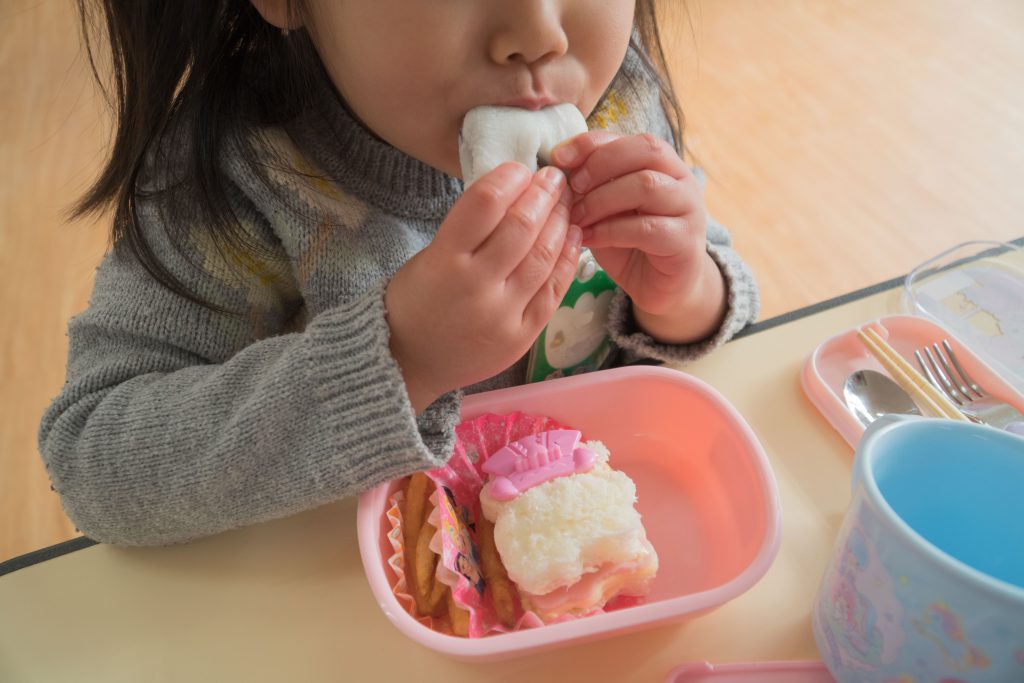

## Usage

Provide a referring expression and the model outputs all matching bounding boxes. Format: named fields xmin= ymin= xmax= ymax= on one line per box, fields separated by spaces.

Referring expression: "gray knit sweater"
xmin=39 ymin=50 xmax=759 ymax=545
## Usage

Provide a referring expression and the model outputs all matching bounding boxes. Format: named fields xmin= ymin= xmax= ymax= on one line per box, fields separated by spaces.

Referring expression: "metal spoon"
xmin=843 ymin=369 xmax=922 ymax=427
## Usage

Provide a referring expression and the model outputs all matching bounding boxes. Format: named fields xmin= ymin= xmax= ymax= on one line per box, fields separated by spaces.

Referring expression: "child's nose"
xmin=488 ymin=1 xmax=569 ymax=66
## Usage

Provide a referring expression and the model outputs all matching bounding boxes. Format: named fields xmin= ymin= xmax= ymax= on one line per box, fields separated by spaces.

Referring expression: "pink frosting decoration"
xmin=481 ymin=429 xmax=597 ymax=501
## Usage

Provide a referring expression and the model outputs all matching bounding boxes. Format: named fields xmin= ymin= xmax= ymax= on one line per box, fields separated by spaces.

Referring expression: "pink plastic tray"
xmin=802 ymin=314 xmax=1024 ymax=447
xmin=666 ymin=661 xmax=834 ymax=682
xmin=357 ymin=366 xmax=781 ymax=660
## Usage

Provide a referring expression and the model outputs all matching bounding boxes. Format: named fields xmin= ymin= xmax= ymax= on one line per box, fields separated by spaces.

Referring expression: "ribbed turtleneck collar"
xmin=288 ymin=69 xmax=464 ymax=221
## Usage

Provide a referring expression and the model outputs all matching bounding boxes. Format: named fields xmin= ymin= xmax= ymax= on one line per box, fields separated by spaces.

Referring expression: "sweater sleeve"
xmin=38 ymin=193 xmax=459 ymax=546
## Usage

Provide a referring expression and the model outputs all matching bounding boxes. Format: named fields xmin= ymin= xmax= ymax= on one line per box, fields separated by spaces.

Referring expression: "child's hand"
xmin=385 ymin=163 xmax=581 ymax=412
xmin=552 ymin=131 xmax=727 ymax=344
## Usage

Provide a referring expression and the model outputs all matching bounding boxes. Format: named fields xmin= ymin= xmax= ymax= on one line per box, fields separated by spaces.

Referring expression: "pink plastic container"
xmin=357 ymin=366 xmax=781 ymax=660
xmin=666 ymin=661 xmax=834 ymax=682
xmin=801 ymin=314 xmax=1024 ymax=447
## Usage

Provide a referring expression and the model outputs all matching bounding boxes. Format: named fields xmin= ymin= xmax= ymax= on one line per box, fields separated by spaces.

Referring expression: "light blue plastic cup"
xmin=813 ymin=416 xmax=1024 ymax=682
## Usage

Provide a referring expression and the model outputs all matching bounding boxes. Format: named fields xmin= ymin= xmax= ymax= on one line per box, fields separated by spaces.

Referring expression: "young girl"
xmin=43 ymin=0 xmax=759 ymax=545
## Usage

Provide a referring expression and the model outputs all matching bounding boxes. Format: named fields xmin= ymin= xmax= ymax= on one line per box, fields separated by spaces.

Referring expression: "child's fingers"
xmin=581 ymin=214 xmax=692 ymax=257
xmin=550 ymin=130 xmax=621 ymax=170
xmin=521 ymin=224 xmax=582 ymax=330
xmin=567 ymin=133 xmax=689 ymax=194
xmin=504 ymin=183 xmax=572 ymax=299
xmin=473 ymin=167 xmax=567 ymax=278
xmin=571 ymin=172 xmax=696 ymax=229
xmin=437 ymin=162 xmax=533 ymax=253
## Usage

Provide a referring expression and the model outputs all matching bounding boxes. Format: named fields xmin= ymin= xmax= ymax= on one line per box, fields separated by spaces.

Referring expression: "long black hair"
xmin=73 ymin=0 xmax=686 ymax=311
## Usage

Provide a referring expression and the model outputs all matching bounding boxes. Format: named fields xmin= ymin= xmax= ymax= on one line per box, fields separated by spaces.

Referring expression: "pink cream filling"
xmin=518 ymin=543 xmax=658 ymax=621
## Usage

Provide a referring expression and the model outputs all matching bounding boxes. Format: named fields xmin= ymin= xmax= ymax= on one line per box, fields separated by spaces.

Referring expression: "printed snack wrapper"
xmin=384 ymin=412 xmax=637 ymax=638
xmin=527 ymin=249 xmax=618 ymax=383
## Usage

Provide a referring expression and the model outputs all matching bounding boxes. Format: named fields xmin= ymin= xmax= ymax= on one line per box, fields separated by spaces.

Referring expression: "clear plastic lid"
xmin=902 ymin=240 xmax=1024 ymax=394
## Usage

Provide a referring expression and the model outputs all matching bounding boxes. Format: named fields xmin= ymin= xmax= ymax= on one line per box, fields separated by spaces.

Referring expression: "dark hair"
xmin=74 ymin=0 xmax=686 ymax=311
xmin=633 ymin=1 xmax=686 ymax=150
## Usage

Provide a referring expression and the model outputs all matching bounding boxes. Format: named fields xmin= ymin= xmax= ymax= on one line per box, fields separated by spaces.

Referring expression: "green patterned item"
xmin=526 ymin=249 xmax=618 ymax=382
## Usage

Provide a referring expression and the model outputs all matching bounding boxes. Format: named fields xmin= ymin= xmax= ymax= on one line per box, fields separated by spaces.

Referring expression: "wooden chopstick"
xmin=856 ymin=326 xmax=969 ymax=422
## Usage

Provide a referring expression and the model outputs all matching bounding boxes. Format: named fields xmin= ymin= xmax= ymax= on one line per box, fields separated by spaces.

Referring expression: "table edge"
xmin=0 ymin=536 xmax=98 ymax=576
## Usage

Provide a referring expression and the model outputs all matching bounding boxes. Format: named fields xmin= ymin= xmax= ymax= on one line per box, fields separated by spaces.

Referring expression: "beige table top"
xmin=0 ymin=280 xmax=964 ymax=682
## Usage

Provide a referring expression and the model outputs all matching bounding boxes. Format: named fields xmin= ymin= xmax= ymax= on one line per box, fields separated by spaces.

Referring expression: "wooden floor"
xmin=3 ymin=0 xmax=1023 ymax=562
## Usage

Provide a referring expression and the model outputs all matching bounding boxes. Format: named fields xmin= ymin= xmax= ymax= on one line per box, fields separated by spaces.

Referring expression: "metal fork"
xmin=914 ymin=339 xmax=1024 ymax=431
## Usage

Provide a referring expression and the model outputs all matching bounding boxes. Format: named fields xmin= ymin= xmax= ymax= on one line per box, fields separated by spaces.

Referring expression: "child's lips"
xmin=499 ymin=97 xmax=559 ymax=111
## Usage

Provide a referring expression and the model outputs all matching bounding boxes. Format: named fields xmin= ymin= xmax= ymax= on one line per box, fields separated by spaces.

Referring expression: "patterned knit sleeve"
xmin=38 ymin=176 xmax=458 ymax=546
xmin=587 ymin=45 xmax=761 ymax=364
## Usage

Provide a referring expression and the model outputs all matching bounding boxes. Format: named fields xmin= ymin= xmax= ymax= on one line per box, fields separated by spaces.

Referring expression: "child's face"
xmin=303 ymin=0 xmax=635 ymax=178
